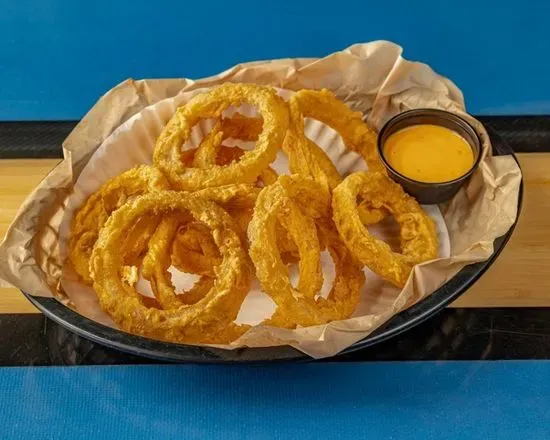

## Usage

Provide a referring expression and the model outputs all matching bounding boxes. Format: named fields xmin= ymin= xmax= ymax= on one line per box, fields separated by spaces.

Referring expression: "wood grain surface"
xmin=0 ymin=155 xmax=546 ymax=313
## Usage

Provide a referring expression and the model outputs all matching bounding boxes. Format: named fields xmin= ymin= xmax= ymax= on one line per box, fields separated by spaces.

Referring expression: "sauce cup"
xmin=377 ymin=108 xmax=482 ymax=204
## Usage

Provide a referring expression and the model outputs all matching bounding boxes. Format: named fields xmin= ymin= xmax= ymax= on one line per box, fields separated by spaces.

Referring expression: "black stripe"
xmin=1 ymin=116 xmax=550 ymax=158
xmin=0 ymin=121 xmax=76 ymax=158
xmin=2 ymin=308 xmax=550 ymax=366
xmin=477 ymin=115 xmax=550 ymax=153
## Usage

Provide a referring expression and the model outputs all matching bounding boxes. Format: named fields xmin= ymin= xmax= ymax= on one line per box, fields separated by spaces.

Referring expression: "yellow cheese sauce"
xmin=383 ymin=124 xmax=474 ymax=183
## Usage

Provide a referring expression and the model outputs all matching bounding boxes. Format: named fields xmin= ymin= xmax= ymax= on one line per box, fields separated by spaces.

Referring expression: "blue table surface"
xmin=1 ymin=361 xmax=549 ymax=439
xmin=1 ymin=0 xmax=550 ymax=120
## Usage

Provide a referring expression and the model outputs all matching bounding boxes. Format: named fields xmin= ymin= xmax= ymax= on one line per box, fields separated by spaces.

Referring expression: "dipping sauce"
xmin=382 ymin=124 xmax=474 ymax=183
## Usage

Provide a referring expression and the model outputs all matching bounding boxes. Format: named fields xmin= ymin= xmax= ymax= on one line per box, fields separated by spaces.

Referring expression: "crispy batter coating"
xmin=192 ymin=113 xmax=262 ymax=167
xmin=248 ymin=175 xmax=365 ymax=328
xmin=171 ymin=222 xmax=221 ymax=277
xmin=153 ymin=83 xmax=289 ymax=190
xmin=291 ymin=89 xmax=384 ymax=173
xmin=90 ymin=190 xmax=251 ymax=344
xmin=282 ymin=95 xmax=343 ymax=191
xmin=142 ymin=185 xmax=257 ymax=310
xmin=332 ymin=171 xmax=439 ymax=288
xmin=284 ymin=89 xmax=387 ymax=225
xmin=191 ymin=143 xmax=278 ymax=187
xmin=179 ymin=112 xmax=277 ymax=187
xmin=141 ymin=215 xmax=221 ymax=309
xmin=68 ymin=165 xmax=170 ymax=284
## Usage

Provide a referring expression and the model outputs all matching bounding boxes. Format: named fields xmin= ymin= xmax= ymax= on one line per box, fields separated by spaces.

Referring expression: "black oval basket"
xmin=23 ymin=127 xmax=523 ymax=363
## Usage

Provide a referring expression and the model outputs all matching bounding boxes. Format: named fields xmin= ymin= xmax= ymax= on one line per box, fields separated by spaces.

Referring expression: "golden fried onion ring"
xmin=178 ymin=113 xmax=277 ymax=186
xmin=153 ymin=83 xmax=289 ymax=191
xmin=171 ymin=222 xmax=221 ymax=277
xmin=141 ymin=214 xmax=219 ymax=309
xmin=290 ymin=89 xmax=384 ymax=173
xmin=192 ymin=142 xmax=278 ymax=187
xmin=68 ymin=165 xmax=170 ymax=284
xmin=192 ymin=113 xmax=262 ymax=167
xmin=282 ymin=89 xmax=387 ymax=225
xmin=248 ymin=175 xmax=365 ymax=328
xmin=282 ymin=97 xmax=342 ymax=192
xmin=141 ymin=184 xmax=258 ymax=310
xmin=90 ymin=190 xmax=251 ymax=344
xmin=332 ymin=171 xmax=439 ymax=288
xmin=137 ymin=219 xmax=220 ymax=308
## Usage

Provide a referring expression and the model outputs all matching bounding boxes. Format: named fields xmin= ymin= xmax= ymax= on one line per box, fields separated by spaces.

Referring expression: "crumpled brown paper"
xmin=0 ymin=41 xmax=522 ymax=358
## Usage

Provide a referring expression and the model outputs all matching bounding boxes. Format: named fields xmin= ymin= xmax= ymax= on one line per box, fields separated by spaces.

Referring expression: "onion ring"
xmin=282 ymin=97 xmax=342 ymax=192
xmin=332 ymin=171 xmax=439 ymax=288
xmin=192 ymin=113 xmax=262 ymax=168
xmin=140 ymin=218 xmax=221 ymax=307
xmin=248 ymin=175 xmax=364 ymax=328
xmin=215 ymin=112 xmax=263 ymax=142
xmin=283 ymin=90 xmax=387 ymax=225
xmin=68 ymin=165 xmax=170 ymax=284
xmin=191 ymin=143 xmax=278 ymax=187
xmin=141 ymin=214 xmax=219 ymax=309
xmin=171 ymin=222 xmax=221 ymax=277
xmin=90 ymin=190 xmax=251 ymax=344
xmin=179 ymin=112 xmax=277 ymax=186
xmin=140 ymin=184 xmax=258 ymax=313
xmin=153 ymin=83 xmax=289 ymax=190
xmin=290 ymin=89 xmax=384 ymax=172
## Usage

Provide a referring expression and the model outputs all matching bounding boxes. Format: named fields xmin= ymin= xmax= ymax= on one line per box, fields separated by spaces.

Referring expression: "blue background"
xmin=2 ymin=361 xmax=550 ymax=439
xmin=1 ymin=0 xmax=550 ymax=120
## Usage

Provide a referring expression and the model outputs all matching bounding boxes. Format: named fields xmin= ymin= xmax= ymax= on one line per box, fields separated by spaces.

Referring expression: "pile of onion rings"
xmin=68 ymin=83 xmax=439 ymax=345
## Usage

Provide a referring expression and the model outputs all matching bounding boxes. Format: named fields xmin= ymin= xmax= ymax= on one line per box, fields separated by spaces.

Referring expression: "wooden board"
xmin=452 ymin=153 xmax=550 ymax=307
xmin=0 ymin=160 xmax=61 ymax=313
xmin=0 ymin=155 xmax=547 ymax=313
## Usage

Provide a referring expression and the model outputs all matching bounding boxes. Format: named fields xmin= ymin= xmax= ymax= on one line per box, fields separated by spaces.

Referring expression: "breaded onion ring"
xmin=192 ymin=113 xmax=262 ymax=168
xmin=141 ymin=214 xmax=219 ymax=309
xmin=68 ymin=165 xmax=170 ymax=284
xmin=290 ymin=89 xmax=384 ymax=172
xmin=248 ymin=175 xmax=365 ymax=328
xmin=153 ymin=83 xmax=289 ymax=191
xmin=179 ymin=113 xmax=277 ymax=186
xmin=283 ymin=89 xmax=387 ymax=225
xmin=171 ymin=222 xmax=221 ymax=277
xmin=90 ymin=190 xmax=251 ymax=344
xmin=282 ymin=97 xmax=342 ymax=192
xmin=141 ymin=185 xmax=258 ymax=309
xmin=190 ymin=143 xmax=278 ymax=187
xmin=332 ymin=171 xmax=439 ymax=288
